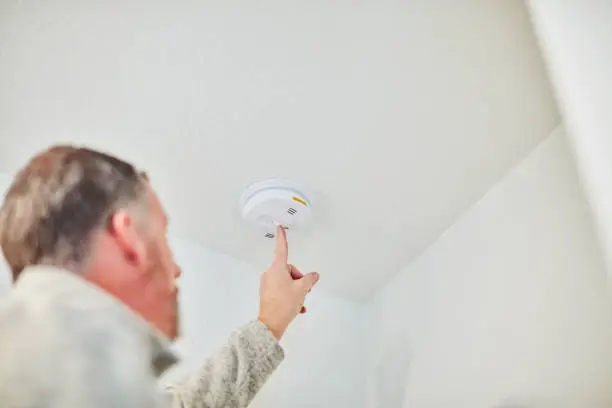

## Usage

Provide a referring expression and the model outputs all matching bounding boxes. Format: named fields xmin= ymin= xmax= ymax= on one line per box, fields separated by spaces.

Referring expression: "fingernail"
xmin=313 ymin=272 xmax=320 ymax=281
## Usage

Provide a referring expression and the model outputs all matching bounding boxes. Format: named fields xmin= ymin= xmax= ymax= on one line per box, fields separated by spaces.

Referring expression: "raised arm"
xmin=166 ymin=320 xmax=284 ymax=408
xmin=166 ymin=226 xmax=319 ymax=408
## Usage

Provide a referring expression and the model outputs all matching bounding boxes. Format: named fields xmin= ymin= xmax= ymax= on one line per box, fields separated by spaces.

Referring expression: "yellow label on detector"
xmin=292 ymin=196 xmax=308 ymax=207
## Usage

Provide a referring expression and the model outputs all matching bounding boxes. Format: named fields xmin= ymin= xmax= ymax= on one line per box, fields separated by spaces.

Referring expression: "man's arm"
xmin=166 ymin=227 xmax=318 ymax=408
xmin=165 ymin=320 xmax=284 ymax=408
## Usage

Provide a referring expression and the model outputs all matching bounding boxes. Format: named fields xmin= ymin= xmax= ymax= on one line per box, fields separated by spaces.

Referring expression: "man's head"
xmin=0 ymin=146 xmax=181 ymax=339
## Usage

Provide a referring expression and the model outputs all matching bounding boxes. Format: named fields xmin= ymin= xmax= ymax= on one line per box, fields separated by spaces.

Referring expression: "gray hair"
xmin=0 ymin=146 xmax=148 ymax=281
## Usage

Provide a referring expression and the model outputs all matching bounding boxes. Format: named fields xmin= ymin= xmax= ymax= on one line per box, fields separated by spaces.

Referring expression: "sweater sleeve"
xmin=166 ymin=321 xmax=285 ymax=408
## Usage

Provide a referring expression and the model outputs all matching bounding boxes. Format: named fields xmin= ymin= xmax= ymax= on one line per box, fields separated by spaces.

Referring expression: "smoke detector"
xmin=240 ymin=179 xmax=313 ymax=239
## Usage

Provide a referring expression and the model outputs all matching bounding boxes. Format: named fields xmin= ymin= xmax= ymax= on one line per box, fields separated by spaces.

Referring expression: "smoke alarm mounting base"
xmin=240 ymin=179 xmax=313 ymax=239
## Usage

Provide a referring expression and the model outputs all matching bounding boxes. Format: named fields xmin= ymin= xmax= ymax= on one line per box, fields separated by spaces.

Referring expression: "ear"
xmin=108 ymin=210 xmax=147 ymax=267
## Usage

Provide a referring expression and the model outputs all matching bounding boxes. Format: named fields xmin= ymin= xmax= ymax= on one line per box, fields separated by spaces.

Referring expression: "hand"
xmin=258 ymin=226 xmax=319 ymax=341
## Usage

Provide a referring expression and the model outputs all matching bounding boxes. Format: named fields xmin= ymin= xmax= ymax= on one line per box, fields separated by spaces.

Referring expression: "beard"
xmin=146 ymin=243 xmax=180 ymax=340
xmin=170 ymin=291 xmax=180 ymax=340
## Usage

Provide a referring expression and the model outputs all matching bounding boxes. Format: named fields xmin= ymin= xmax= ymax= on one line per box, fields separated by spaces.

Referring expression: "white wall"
xmin=527 ymin=1 xmax=612 ymax=284
xmin=365 ymin=127 xmax=612 ymax=408
xmin=0 ymin=174 xmax=367 ymax=408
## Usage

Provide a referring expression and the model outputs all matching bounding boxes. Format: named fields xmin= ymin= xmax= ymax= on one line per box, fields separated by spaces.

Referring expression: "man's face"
xmin=140 ymin=187 xmax=181 ymax=340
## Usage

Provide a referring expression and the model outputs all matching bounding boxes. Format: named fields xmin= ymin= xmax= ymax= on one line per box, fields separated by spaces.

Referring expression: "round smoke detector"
xmin=240 ymin=179 xmax=313 ymax=239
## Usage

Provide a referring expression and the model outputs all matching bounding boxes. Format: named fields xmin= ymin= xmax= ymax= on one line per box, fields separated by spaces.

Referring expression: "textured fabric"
xmin=0 ymin=266 xmax=284 ymax=408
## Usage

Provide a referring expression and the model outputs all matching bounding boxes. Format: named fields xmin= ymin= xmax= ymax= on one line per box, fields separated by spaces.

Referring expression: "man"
xmin=0 ymin=145 xmax=319 ymax=407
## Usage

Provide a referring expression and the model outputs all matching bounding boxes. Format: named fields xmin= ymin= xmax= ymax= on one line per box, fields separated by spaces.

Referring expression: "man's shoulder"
xmin=0 ymin=283 xmax=146 ymax=358
xmin=0 ymin=290 xmax=45 ymax=333
xmin=0 ymin=288 xmax=82 ymax=348
xmin=0 ymin=290 xmax=73 ymax=382
xmin=5 ymin=270 xmax=153 ymax=347
xmin=0 ymin=291 xmax=166 ymax=407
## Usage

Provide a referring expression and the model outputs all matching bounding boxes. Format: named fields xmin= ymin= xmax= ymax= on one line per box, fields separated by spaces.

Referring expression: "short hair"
xmin=0 ymin=145 xmax=148 ymax=281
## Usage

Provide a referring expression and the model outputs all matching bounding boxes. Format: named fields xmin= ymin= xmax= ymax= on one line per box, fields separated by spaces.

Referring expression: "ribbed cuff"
xmin=232 ymin=320 xmax=285 ymax=393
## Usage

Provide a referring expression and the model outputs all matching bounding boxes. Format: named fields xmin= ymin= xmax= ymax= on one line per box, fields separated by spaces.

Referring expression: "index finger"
xmin=274 ymin=225 xmax=288 ymax=264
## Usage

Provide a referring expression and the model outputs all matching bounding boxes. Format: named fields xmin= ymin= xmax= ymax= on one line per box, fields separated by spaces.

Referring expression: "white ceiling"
xmin=0 ymin=1 xmax=559 ymax=301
